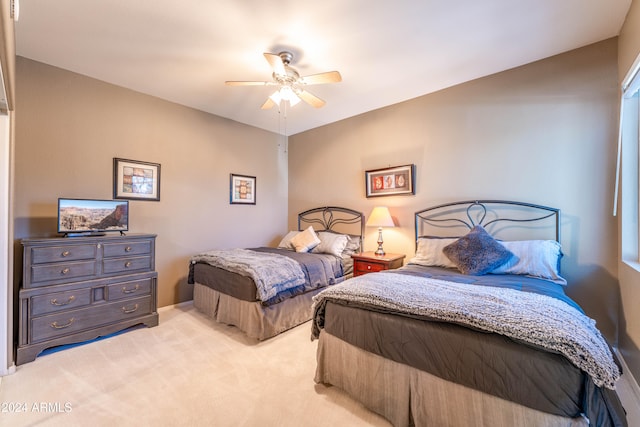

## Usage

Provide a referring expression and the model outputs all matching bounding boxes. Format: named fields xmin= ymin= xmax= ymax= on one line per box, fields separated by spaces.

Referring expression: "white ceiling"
xmin=14 ymin=0 xmax=632 ymax=136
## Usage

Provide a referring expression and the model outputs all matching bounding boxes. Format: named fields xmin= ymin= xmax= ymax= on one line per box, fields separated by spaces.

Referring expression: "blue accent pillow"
xmin=443 ymin=225 xmax=514 ymax=275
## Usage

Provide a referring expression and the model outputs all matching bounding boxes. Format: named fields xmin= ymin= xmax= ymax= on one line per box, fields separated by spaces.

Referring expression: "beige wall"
xmin=9 ymin=33 xmax=629 ymax=375
xmin=13 ymin=57 xmax=288 ymax=308
xmin=289 ymin=39 xmax=621 ymax=342
xmin=617 ymin=0 xmax=640 ymax=379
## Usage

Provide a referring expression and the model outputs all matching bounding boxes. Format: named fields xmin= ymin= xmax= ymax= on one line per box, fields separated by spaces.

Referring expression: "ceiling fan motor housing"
xmin=273 ymin=68 xmax=300 ymax=86
xmin=272 ymin=51 xmax=300 ymax=86
xmin=278 ymin=51 xmax=294 ymax=65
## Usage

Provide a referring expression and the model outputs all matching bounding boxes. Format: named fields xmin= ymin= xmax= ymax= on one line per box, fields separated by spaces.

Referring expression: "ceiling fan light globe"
xmin=280 ymin=86 xmax=295 ymax=101
xmin=268 ymin=87 xmax=301 ymax=107
xmin=288 ymin=94 xmax=301 ymax=106
xmin=269 ymin=91 xmax=282 ymax=104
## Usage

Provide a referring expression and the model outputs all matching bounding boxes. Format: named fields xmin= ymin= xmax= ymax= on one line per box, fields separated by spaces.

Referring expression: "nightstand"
xmin=352 ymin=252 xmax=406 ymax=277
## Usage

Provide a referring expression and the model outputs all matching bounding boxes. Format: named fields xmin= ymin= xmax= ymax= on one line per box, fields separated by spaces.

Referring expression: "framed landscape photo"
xmin=230 ymin=173 xmax=256 ymax=205
xmin=365 ymin=164 xmax=415 ymax=197
xmin=113 ymin=158 xmax=161 ymax=201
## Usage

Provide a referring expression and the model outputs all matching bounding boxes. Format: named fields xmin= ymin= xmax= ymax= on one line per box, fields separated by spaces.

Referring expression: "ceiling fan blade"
xmin=225 ymin=80 xmax=271 ymax=86
xmin=263 ymin=53 xmax=286 ymax=76
xmin=297 ymin=90 xmax=326 ymax=108
xmin=300 ymin=71 xmax=342 ymax=85
xmin=261 ymin=97 xmax=276 ymax=110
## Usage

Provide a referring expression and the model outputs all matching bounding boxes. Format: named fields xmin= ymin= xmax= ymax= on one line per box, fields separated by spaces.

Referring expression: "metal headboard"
xmin=298 ymin=206 xmax=365 ymax=250
xmin=415 ymin=200 xmax=560 ymax=244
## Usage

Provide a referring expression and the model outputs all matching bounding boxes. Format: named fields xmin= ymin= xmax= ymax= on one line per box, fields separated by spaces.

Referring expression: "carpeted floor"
xmin=0 ymin=303 xmax=390 ymax=427
xmin=1 ymin=302 xmax=639 ymax=427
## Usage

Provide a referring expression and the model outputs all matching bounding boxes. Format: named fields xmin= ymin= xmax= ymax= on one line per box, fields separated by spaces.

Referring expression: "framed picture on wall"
xmin=113 ymin=158 xmax=161 ymax=201
xmin=230 ymin=173 xmax=256 ymax=205
xmin=365 ymin=164 xmax=415 ymax=197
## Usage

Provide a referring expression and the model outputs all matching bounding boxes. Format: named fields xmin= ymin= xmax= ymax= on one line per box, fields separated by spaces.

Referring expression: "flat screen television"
xmin=57 ymin=198 xmax=129 ymax=236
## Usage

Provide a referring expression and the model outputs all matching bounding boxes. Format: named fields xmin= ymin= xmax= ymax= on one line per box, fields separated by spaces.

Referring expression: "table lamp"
xmin=366 ymin=206 xmax=395 ymax=256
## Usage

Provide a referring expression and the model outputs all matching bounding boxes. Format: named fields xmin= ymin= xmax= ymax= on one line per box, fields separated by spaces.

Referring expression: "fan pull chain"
xmin=277 ymin=101 xmax=288 ymax=153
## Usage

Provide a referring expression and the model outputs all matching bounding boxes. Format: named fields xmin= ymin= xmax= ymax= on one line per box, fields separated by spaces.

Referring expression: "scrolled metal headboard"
xmin=298 ymin=206 xmax=365 ymax=250
xmin=415 ymin=200 xmax=560 ymax=244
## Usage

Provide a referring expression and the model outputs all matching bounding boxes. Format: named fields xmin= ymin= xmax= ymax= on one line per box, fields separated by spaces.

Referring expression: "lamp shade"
xmin=366 ymin=206 xmax=394 ymax=228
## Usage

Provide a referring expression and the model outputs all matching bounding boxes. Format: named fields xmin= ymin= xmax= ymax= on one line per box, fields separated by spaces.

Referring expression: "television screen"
xmin=58 ymin=198 xmax=129 ymax=235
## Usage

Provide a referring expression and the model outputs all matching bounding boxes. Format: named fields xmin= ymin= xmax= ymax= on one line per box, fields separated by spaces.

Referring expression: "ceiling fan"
xmin=225 ymin=51 xmax=342 ymax=109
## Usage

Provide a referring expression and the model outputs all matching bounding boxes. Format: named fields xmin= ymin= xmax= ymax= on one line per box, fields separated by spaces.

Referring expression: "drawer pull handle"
xmin=61 ymin=268 xmax=70 ymax=275
xmin=125 ymin=246 xmax=132 ymax=252
xmin=51 ymin=318 xmax=75 ymax=329
xmin=122 ymin=304 xmax=139 ymax=314
xmin=50 ymin=295 xmax=75 ymax=306
xmin=367 ymin=265 xmax=371 ymax=270
xmin=61 ymin=250 xmax=70 ymax=257
xmin=124 ymin=261 xmax=132 ymax=268
xmin=121 ymin=284 xmax=140 ymax=294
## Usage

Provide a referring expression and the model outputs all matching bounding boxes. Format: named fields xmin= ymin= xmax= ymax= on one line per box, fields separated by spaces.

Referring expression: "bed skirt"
xmin=314 ymin=331 xmax=588 ymax=427
xmin=193 ymin=282 xmax=320 ymax=340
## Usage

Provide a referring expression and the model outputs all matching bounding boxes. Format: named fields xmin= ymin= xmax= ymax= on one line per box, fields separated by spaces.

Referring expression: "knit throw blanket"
xmin=191 ymin=249 xmax=305 ymax=302
xmin=311 ymin=272 xmax=620 ymax=389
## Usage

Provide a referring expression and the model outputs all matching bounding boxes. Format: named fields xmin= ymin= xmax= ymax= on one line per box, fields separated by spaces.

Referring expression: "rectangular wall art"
xmin=230 ymin=173 xmax=256 ymax=205
xmin=113 ymin=158 xmax=161 ymax=201
xmin=365 ymin=164 xmax=415 ymax=197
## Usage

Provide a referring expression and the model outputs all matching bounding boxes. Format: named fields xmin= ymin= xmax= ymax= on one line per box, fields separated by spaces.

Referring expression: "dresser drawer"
xmin=354 ymin=261 xmax=386 ymax=274
xmin=31 ymin=288 xmax=92 ymax=316
xmin=103 ymin=256 xmax=152 ymax=274
xmin=30 ymin=295 xmax=152 ymax=343
xmin=352 ymin=253 xmax=405 ymax=277
xmin=30 ymin=244 xmax=97 ymax=264
xmin=30 ymin=260 xmax=97 ymax=286
xmin=103 ymin=241 xmax=151 ymax=258
xmin=107 ymin=277 xmax=153 ymax=301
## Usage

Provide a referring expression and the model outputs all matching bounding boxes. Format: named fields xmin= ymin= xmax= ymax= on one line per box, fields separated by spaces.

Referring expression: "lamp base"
xmin=375 ymin=228 xmax=385 ymax=256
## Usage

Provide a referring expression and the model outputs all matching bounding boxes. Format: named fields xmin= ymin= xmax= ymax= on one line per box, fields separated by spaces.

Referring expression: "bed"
xmin=188 ymin=206 xmax=364 ymax=340
xmin=311 ymin=200 xmax=627 ymax=427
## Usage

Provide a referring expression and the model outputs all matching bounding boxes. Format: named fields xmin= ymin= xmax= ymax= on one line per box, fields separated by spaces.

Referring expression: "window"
xmin=618 ymin=57 xmax=640 ymax=263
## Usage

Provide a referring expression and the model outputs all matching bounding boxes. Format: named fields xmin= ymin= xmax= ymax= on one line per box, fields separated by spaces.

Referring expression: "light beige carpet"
xmin=2 ymin=303 xmax=639 ymax=427
xmin=0 ymin=303 xmax=390 ymax=427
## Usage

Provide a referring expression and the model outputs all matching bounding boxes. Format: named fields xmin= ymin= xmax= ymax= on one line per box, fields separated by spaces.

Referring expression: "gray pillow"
xmin=443 ymin=225 xmax=514 ymax=275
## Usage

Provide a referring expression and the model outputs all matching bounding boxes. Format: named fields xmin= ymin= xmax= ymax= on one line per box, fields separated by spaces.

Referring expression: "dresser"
xmin=352 ymin=252 xmax=406 ymax=276
xmin=17 ymin=234 xmax=158 ymax=365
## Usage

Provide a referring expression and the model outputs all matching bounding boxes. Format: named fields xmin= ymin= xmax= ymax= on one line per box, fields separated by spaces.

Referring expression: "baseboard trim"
xmin=0 ymin=363 xmax=16 ymax=377
xmin=614 ymin=347 xmax=640 ymax=402
xmin=158 ymin=300 xmax=193 ymax=312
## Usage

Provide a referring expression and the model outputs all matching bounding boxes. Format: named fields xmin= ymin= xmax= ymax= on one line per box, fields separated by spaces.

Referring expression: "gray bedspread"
xmin=311 ymin=266 xmax=627 ymax=426
xmin=312 ymin=270 xmax=619 ymax=389
xmin=190 ymin=248 xmax=305 ymax=301
xmin=189 ymin=247 xmax=343 ymax=305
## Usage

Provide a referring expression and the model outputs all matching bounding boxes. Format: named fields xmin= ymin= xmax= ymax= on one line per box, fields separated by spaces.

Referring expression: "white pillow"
xmin=290 ymin=226 xmax=321 ymax=253
xmin=409 ymin=237 xmax=458 ymax=269
xmin=312 ymin=232 xmax=350 ymax=257
xmin=342 ymin=235 xmax=361 ymax=256
xmin=492 ymin=240 xmax=566 ymax=284
xmin=277 ymin=231 xmax=299 ymax=250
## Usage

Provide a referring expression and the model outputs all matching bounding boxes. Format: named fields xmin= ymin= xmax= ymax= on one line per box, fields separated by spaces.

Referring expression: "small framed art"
xmin=230 ymin=173 xmax=256 ymax=205
xmin=365 ymin=164 xmax=415 ymax=197
xmin=113 ymin=158 xmax=161 ymax=201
